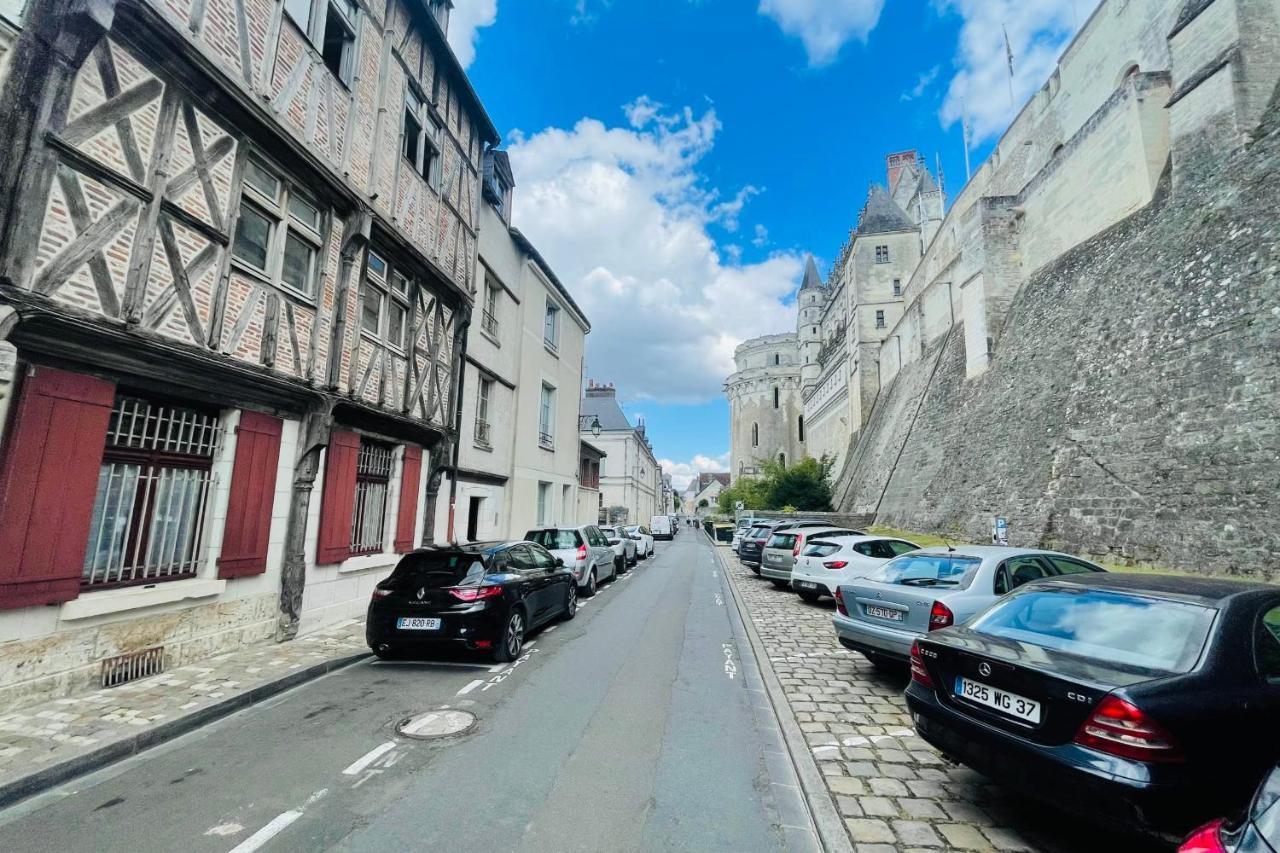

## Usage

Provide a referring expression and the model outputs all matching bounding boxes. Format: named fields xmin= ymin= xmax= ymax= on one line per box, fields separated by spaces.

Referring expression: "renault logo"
xmin=978 ymin=662 xmax=992 ymax=677
xmin=416 ymin=588 xmax=426 ymax=600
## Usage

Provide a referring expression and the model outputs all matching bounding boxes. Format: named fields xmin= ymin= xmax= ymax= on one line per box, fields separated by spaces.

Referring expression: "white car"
xmin=731 ymin=518 xmax=758 ymax=553
xmin=625 ymin=525 xmax=654 ymax=559
xmin=790 ymin=534 xmax=920 ymax=603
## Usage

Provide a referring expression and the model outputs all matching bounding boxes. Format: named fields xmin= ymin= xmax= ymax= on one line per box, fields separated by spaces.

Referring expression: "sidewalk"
xmin=0 ymin=619 xmax=368 ymax=806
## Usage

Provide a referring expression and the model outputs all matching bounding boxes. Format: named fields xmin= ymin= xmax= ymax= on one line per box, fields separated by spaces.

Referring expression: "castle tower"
xmin=797 ymin=255 xmax=827 ymax=393
xmin=724 ymin=334 xmax=803 ymax=482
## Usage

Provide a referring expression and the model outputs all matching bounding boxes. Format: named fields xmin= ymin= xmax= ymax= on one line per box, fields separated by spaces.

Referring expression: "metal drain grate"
xmin=101 ymin=646 xmax=165 ymax=688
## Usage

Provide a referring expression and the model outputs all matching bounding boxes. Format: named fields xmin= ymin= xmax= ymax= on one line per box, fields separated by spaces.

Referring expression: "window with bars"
xmin=351 ymin=440 xmax=393 ymax=554
xmin=82 ymin=397 xmax=222 ymax=589
xmin=361 ymin=251 xmax=413 ymax=350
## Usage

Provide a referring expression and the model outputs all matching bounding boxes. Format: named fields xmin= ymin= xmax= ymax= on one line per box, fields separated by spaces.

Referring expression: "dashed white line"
xmin=456 ymin=679 xmax=485 ymax=695
xmin=228 ymin=810 xmax=303 ymax=853
xmin=342 ymin=741 xmax=396 ymax=776
xmin=489 ymin=663 xmax=508 ymax=673
xmin=543 ymin=624 xmax=558 ymax=633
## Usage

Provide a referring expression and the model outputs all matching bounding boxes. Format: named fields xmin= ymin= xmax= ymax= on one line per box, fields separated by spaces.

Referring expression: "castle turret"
xmin=797 ymin=255 xmax=827 ymax=393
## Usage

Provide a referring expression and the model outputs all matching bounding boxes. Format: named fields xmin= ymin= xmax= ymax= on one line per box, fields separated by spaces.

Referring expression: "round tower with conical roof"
xmin=797 ymin=254 xmax=827 ymax=392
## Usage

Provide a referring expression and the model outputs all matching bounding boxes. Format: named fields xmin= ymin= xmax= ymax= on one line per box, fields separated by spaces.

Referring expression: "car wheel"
xmin=796 ymin=590 xmax=819 ymax=603
xmin=751 ymin=565 xmax=761 ymax=576
xmin=494 ymin=610 xmax=525 ymax=662
xmin=583 ymin=569 xmax=598 ymax=597
xmin=628 ymin=553 xmax=637 ymax=568
xmin=562 ymin=582 xmax=577 ymax=620
xmin=614 ymin=556 xmax=624 ymax=577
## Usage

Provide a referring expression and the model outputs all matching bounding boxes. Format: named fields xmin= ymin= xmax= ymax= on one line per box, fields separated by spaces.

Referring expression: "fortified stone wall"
xmin=839 ymin=90 xmax=1280 ymax=578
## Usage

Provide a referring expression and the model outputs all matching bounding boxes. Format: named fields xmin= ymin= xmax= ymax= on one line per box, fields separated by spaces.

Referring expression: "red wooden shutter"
xmin=316 ymin=430 xmax=359 ymax=564
xmin=394 ymin=445 xmax=423 ymax=553
xmin=217 ymin=411 xmax=284 ymax=579
xmin=0 ymin=367 xmax=115 ymax=610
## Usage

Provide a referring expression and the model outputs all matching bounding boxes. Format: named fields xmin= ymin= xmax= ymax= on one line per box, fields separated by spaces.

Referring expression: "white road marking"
xmin=480 ymin=647 xmax=537 ymax=691
xmin=714 ymin=593 xmax=723 ymax=606
xmin=341 ymin=742 xmax=396 ymax=776
xmin=228 ymin=810 xmax=302 ymax=853
xmin=722 ymin=642 xmax=738 ymax=680
xmin=305 ymin=789 xmax=328 ymax=805
xmin=205 ymin=823 xmax=243 ymax=837
xmin=400 ymin=713 xmax=442 ymax=736
xmin=543 ymin=624 xmax=558 ymax=633
xmin=489 ymin=663 xmax=508 ymax=673
xmin=456 ymin=679 xmax=485 ymax=695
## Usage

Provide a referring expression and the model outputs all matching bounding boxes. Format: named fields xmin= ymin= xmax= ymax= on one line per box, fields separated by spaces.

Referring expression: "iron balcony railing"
xmin=481 ymin=309 xmax=498 ymax=338
xmin=538 ymin=430 xmax=554 ymax=449
xmin=474 ymin=418 xmax=492 ymax=447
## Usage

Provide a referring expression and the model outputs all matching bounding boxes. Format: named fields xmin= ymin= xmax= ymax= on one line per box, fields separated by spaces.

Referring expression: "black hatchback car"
xmin=906 ymin=573 xmax=1280 ymax=836
xmin=366 ymin=542 xmax=576 ymax=662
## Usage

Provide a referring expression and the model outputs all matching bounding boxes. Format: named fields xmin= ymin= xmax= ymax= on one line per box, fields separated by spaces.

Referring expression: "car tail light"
xmin=928 ymin=600 xmax=954 ymax=630
xmin=1179 ymin=820 xmax=1227 ymax=853
xmin=449 ymin=585 xmax=503 ymax=602
xmin=371 ymin=588 xmax=391 ymax=600
xmin=910 ymin=641 xmax=935 ymax=688
xmin=1074 ymin=695 xmax=1183 ymax=762
xmin=823 ymin=560 xmax=849 ymax=570
xmin=833 ymin=586 xmax=848 ymax=616
xmin=576 ymin=544 xmax=588 ymax=562
xmin=474 ymin=640 xmax=493 ymax=650
xmin=792 ymin=534 xmax=805 ymax=557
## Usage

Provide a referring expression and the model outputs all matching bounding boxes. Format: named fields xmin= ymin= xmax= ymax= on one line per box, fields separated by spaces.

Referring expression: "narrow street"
xmin=0 ymin=536 xmax=818 ymax=853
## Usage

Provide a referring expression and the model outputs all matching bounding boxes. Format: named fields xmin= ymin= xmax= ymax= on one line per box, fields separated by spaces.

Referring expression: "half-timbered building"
xmin=0 ymin=0 xmax=497 ymax=709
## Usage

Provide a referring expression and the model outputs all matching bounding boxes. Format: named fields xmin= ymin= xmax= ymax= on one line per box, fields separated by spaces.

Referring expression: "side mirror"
xmin=608 ymin=538 xmax=620 ymax=546
xmin=554 ymin=557 xmax=565 ymax=567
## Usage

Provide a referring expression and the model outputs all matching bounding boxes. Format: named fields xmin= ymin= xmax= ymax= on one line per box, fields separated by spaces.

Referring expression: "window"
xmin=321 ymin=0 xmax=357 ymax=85
xmin=232 ymin=158 xmax=323 ymax=299
xmin=798 ymin=415 xmax=805 ymax=443
xmin=402 ymin=91 xmax=441 ymax=184
xmin=875 ymin=310 xmax=885 ymax=329
xmin=773 ymin=387 xmax=779 ymax=409
xmin=778 ymin=453 xmax=785 ymax=467
xmin=475 ymin=378 xmax=493 ymax=448
xmin=350 ymin=440 xmax=392 ymax=554
xmin=1258 ymin=606 xmax=1280 ymax=682
xmin=774 ymin=354 xmax=780 ymax=366
xmin=996 ymin=556 xmax=1050 ymax=594
xmin=892 ymin=278 xmax=901 ymax=297
xmin=751 ymin=422 xmax=758 ymax=447
xmin=875 ymin=245 xmax=889 ymax=263
xmin=536 ymin=482 xmax=551 ymax=525
xmin=538 ymin=384 xmax=555 ymax=449
xmin=544 ymin=299 xmax=560 ymax=349
xmin=83 ymin=396 xmax=221 ymax=588
xmin=482 ymin=277 xmax=500 ymax=338
xmin=360 ymin=251 xmax=412 ymax=350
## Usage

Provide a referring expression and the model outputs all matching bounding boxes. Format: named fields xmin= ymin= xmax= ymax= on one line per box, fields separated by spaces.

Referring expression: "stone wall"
xmin=839 ymin=91 xmax=1280 ymax=579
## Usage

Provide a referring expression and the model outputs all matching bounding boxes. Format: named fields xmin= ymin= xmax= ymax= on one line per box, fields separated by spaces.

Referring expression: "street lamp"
xmin=579 ymin=414 xmax=602 ymax=438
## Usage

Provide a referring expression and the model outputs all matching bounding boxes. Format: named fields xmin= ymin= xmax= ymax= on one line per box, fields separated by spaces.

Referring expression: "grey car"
xmin=601 ymin=525 xmax=637 ymax=570
xmin=525 ymin=525 xmax=617 ymax=597
xmin=831 ymin=545 xmax=1106 ymax=669
xmin=760 ymin=524 xmax=861 ymax=588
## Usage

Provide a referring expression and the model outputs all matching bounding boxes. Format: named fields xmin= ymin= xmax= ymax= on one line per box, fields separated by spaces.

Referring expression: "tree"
xmin=717 ymin=455 xmax=835 ymax=513
xmin=672 ymin=493 xmax=681 ymax=512
xmin=697 ymin=498 xmax=709 ymax=509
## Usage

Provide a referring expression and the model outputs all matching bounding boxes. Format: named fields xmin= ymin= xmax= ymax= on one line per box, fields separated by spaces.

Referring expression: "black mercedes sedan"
xmin=905 ymin=573 xmax=1280 ymax=837
xmin=366 ymin=541 xmax=576 ymax=662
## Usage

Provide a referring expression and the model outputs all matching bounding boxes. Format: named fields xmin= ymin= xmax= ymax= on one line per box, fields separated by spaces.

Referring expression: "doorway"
xmin=467 ymin=496 xmax=483 ymax=542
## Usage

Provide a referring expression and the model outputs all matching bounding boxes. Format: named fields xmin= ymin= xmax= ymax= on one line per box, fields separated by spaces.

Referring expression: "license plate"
xmin=396 ymin=617 xmax=441 ymax=631
xmin=795 ymin=581 xmax=816 ymax=589
xmin=954 ymin=677 xmax=1041 ymax=723
xmin=865 ymin=605 xmax=903 ymax=621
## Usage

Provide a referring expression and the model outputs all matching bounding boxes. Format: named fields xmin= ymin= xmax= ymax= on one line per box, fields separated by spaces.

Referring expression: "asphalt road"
xmin=0 ymin=534 xmax=817 ymax=853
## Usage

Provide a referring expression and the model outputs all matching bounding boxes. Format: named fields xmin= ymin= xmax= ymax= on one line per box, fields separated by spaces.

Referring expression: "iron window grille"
xmin=351 ymin=440 xmax=393 ymax=555
xmin=83 ymin=397 xmax=222 ymax=589
xmin=231 ymin=157 xmax=325 ymax=301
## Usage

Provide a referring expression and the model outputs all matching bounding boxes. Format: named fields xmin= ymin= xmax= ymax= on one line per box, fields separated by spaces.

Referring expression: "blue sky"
xmin=448 ymin=0 xmax=1096 ymax=488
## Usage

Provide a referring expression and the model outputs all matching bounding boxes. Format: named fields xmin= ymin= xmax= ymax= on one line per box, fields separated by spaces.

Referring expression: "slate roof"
xmin=857 ymin=184 xmax=916 ymax=235
xmin=581 ymin=392 xmax=633 ymax=431
xmin=800 ymin=254 xmax=824 ymax=290
xmin=695 ymin=472 xmax=731 ymax=493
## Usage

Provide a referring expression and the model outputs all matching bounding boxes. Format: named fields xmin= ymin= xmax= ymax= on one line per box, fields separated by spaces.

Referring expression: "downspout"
xmin=444 ymin=308 xmax=471 ymax=542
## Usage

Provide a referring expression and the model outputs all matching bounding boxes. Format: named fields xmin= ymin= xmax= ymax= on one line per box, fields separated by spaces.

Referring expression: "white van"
xmin=650 ymin=515 xmax=674 ymax=541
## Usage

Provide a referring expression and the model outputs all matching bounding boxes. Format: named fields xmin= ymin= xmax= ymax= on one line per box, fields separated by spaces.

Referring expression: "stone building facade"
xmin=0 ymin=0 xmax=501 ymax=709
xmin=725 ymin=332 xmax=805 ymax=481
xmin=580 ymin=381 xmax=661 ymax=524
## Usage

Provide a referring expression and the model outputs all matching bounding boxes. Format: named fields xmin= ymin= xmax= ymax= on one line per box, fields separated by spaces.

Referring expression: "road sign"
xmin=993 ymin=516 xmax=1008 ymax=546
xmin=735 ymin=501 xmax=745 ymax=511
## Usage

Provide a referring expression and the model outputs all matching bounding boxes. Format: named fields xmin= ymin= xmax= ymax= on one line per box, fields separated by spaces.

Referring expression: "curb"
xmin=0 ymin=650 xmax=371 ymax=809
xmin=712 ymin=544 xmax=854 ymax=853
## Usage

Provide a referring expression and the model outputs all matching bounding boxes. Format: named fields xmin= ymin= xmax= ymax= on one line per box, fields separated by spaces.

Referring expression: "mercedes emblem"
xmin=978 ymin=662 xmax=992 ymax=677
xmin=416 ymin=587 xmax=426 ymax=600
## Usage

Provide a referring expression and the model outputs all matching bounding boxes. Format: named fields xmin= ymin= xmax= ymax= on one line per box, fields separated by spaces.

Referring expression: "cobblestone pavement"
xmin=719 ymin=546 xmax=1169 ymax=853
xmin=0 ymin=619 xmax=366 ymax=789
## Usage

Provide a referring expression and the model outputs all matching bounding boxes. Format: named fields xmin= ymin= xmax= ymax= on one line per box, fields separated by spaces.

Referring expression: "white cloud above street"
xmin=506 ymin=99 xmax=802 ymax=405
xmin=757 ymin=0 xmax=885 ymax=66
xmin=938 ymin=0 xmax=1101 ymax=142
xmin=661 ymin=454 xmax=731 ymax=491
xmin=446 ymin=0 xmax=498 ymax=69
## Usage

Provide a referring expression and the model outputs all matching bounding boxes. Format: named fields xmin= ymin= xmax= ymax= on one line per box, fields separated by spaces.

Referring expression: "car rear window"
xmin=968 ymin=588 xmax=1218 ymax=674
xmin=768 ymin=533 xmax=798 ymax=550
xmin=526 ymin=529 xmax=582 ymax=550
xmin=802 ymin=541 xmax=842 ymax=558
xmin=865 ymin=553 xmax=982 ymax=589
xmin=391 ymin=551 xmax=486 ymax=587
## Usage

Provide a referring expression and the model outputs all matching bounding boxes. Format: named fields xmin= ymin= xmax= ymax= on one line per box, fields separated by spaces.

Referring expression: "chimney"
xmin=886 ymin=149 xmax=917 ymax=194
xmin=585 ymin=380 xmax=616 ymax=398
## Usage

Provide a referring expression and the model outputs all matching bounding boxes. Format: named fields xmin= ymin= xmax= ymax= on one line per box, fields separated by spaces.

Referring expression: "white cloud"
xmin=757 ymin=0 xmax=886 ymax=66
xmin=446 ymin=0 xmax=498 ymax=69
xmin=901 ymin=65 xmax=940 ymax=101
xmin=507 ymin=100 xmax=802 ymax=404
xmin=661 ymin=454 xmax=731 ymax=492
xmin=752 ymin=224 xmax=769 ymax=247
xmin=571 ymin=0 xmax=612 ymax=25
xmin=938 ymin=0 xmax=1100 ymax=143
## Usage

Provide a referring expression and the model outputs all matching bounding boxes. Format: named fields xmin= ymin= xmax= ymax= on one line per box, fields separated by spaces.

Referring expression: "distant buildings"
xmin=580 ymin=381 xmax=661 ymax=525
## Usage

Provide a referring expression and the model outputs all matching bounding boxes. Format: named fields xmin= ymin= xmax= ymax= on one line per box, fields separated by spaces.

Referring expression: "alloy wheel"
xmin=506 ymin=612 xmax=524 ymax=659
xmin=565 ymin=582 xmax=577 ymax=617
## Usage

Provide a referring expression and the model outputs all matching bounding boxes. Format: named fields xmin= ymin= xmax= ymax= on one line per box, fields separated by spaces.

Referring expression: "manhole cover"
xmin=397 ymin=709 xmax=476 ymax=739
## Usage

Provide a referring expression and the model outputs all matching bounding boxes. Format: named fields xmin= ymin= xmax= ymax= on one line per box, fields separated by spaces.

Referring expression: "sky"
xmin=448 ymin=0 xmax=1099 ymax=490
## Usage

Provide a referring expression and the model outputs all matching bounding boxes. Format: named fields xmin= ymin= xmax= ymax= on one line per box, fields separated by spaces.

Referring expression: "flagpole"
xmin=961 ymin=97 xmax=972 ymax=181
xmin=1003 ymin=24 xmax=1016 ymax=109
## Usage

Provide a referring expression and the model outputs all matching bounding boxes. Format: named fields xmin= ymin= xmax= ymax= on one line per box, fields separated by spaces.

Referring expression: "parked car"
xmin=601 ymin=525 xmax=637 ymax=570
xmin=366 ymin=542 xmax=576 ymax=663
xmin=650 ymin=515 xmax=674 ymax=541
xmin=1181 ymin=763 xmax=1280 ymax=852
xmin=731 ymin=518 xmax=757 ymax=553
xmin=832 ymin=545 xmax=1106 ymax=669
xmin=626 ymin=525 xmax=654 ymax=559
xmin=907 ymin=573 xmax=1280 ymax=836
xmin=525 ymin=525 xmax=617 ymax=596
xmin=760 ymin=524 xmax=861 ymax=588
xmin=791 ymin=534 xmax=920 ymax=602
xmin=738 ymin=521 xmax=781 ymax=573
